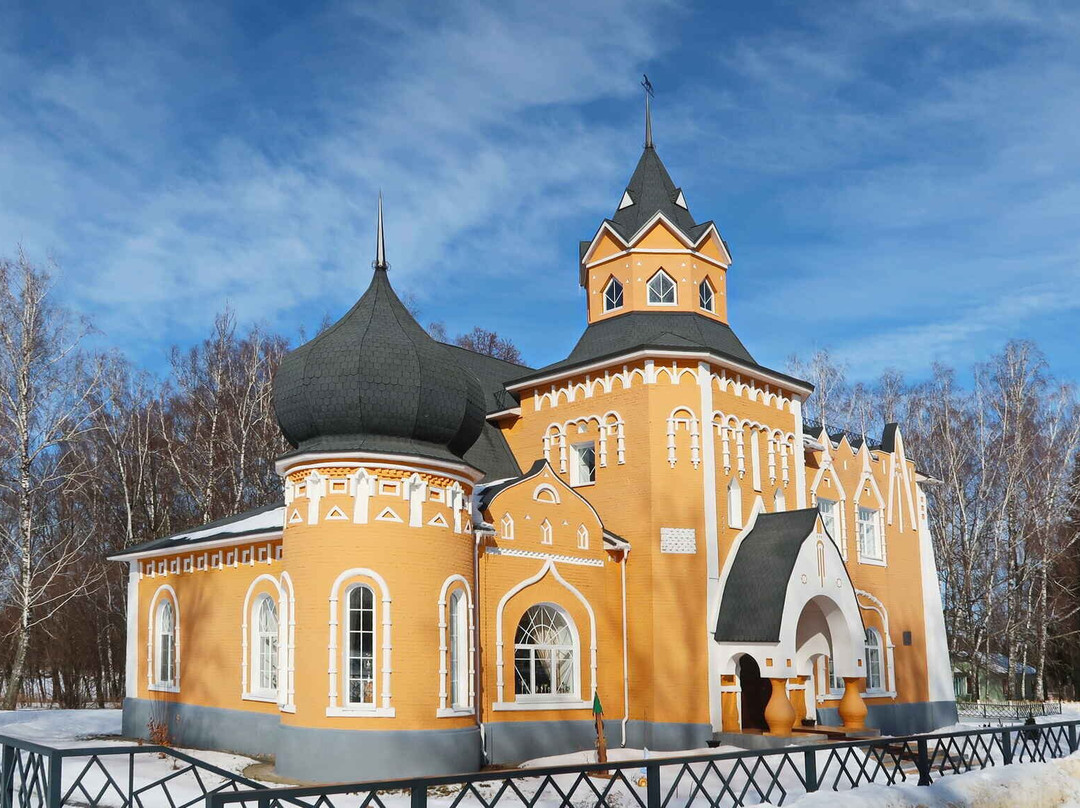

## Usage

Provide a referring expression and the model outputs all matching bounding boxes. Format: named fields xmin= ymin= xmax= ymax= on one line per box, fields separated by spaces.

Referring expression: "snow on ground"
xmin=789 ymin=751 xmax=1080 ymax=807
xmin=3 ymin=709 xmax=1080 ymax=807
xmin=0 ymin=709 xmax=268 ymax=807
xmin=0 ymin=708 xmax=121 ymax=744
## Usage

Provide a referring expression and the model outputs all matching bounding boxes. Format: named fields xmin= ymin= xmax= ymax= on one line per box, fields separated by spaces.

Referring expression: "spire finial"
xmin=641 ymin=74 xmax=654 ymax=148
xmin=374 ymin=191 xmax=389 ymax=271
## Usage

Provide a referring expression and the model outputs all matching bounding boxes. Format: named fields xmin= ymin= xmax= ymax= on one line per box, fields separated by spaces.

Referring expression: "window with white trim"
xmin=514 ymin=605 xmax=576 ymax=699
xmin=857 ymin=506 xmax=883 ymax=561
xmin=251 ymin=594 xmax=278 ymax=696
xmin=570 ymin=441 xmax=596 ymax=486
xmin=603 ymin=278 xmax=623 ymax=312
xmin=698 ymin=279 xmax=715 ymax=312
xmin=864 ymin=628 xmax=884 ymax=692
xmin=155 ymin=600 xmax=177 ymax=687
xmin=817 ymin=498 xmax=837 ymax=539
xmin=646 ymin=270 xmax=676 ymax=305
xmin=346 ymin=585 xmax=376 ymax=706
xmin=448 ymin=590 xmax=469 ymax=708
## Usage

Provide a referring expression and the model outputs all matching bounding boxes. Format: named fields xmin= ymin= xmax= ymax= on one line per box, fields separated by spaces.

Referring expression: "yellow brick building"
xmin=112 ymin=119 xmax=955 ymax=783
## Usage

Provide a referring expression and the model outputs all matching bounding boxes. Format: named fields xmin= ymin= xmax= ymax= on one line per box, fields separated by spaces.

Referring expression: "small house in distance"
xmin=111 ymin=105 xmax=956 ymax=783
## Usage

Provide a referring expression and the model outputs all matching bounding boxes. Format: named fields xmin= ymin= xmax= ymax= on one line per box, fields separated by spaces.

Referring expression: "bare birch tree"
xmin=0 ymin=249 xmax=105 ymax=708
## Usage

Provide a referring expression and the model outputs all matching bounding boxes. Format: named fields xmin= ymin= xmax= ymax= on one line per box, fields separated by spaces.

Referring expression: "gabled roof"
xmin=109 ymin=502 xmax=284 ymax=560
xmin=714 ymin=509 xmax=823 ymax=643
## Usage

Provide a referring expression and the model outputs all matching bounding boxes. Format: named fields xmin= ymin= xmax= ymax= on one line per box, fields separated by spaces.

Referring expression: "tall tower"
xmin=270 ymin=198 xmax=487 ymax=781
xmin=579 ymin=94 xmax=733 ymax=325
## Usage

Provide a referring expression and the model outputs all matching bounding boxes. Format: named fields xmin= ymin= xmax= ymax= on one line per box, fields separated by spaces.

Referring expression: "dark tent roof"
xmin=610 ymin=146 xmax=707 ymax=243
xmin=512 ymin=311 xmax=809 ymax=391
xmin=714 ymin=509 xmax=822 ymax=643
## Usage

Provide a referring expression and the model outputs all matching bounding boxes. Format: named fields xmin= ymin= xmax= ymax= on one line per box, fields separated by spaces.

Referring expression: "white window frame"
xmin=818 ymin=498 xmax=838 ymax=540
xmin=698 ymin=278 xmax=715 ymax=312
xmin=569 ymin=441 xmax=596 ymax=487
xmin=857 ymin=506 xmax=885 ymax=564
xmin=152 ymin=598 xmax=178 ymax=691
xmin=513 ymin=604 xmax=580 ymax=703
xmin=865 ymin=628 xmax=884 ymax=692
xmin=250 ymin=594 xmax=279 ymax=699
xmin=602 ymin=277 xmax=623 ymax=313
xmin=448 ymin=589 xmax=469 ymax=710
xmin=646 ymin=269 xmax=677 ymax=305
xmin=827 ymin=655 xmax=845 ymax=696
xmin=344 ymin=584 xmax=377 ymax=708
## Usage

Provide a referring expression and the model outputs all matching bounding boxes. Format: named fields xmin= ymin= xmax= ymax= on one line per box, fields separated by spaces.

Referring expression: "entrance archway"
xmin=738 ymin=655 xmax=770 ymax=731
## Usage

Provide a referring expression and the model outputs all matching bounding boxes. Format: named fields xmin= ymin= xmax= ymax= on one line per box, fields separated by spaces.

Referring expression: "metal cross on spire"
xmin=374 ymin=191 xmax=389 ymax=271
xmin=642 ymin=74 xmax=654 ymax=148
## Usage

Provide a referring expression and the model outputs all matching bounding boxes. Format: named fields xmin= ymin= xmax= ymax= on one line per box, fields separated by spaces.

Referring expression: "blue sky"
xmin=2 ymin=0 xmax=1079 ymax=382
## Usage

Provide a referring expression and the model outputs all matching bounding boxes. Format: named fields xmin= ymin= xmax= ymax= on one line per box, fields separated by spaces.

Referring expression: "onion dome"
xmin=273 ymin=196 xmax=485 ymax=463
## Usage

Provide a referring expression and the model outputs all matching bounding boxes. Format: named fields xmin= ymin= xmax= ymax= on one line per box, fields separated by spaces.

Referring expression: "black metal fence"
xmin=0 ymin=732 xmax=267 ymax=808
xmin=3 ymin=718 xmax=1079 ymax=808
xmin=207 ymin=719 xmax=1080 ymax=808
xmin=956 ymin=701 xmax=1063 ymax=720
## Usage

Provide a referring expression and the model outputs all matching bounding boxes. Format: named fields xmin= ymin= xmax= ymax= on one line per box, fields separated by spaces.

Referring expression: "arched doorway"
xmin=738 ymin=655 xmax=770 ymax=732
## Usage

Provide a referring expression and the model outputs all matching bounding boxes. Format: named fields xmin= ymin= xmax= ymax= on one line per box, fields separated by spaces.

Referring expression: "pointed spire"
xmin=374 ymin=191 xmax=389 ymax=271
xmin=642 ymin=74 xmax=654 ymax=149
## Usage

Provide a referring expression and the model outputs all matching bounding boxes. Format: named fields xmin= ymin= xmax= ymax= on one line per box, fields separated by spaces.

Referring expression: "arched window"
xmin=155 ymin=600 xmax=176 ymax=687
xmin=252 ymin=595 xmax=278 ymax=697
xmin=727 ymin=478 xmax=742 ymax=528
xmin=647 ymin=270 xmax=676 ymax=305
xmin=448 ymin=590 xmax=469 ymax=708
xmin=865 ymin=628 xmax=884 ymax=691
xmin=699 ymin=279 xmax=715 ymax=312
xmin=603 ymin=278 xmax=623 ymax=312
xmin=514 ymin=605 xmax=576 ymax=698
xmin=346 ymin=585 xmax=376 ymax=706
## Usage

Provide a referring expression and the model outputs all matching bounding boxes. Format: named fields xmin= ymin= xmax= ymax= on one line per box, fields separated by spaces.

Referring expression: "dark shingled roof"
xmin=110 ymin=502 xmax=284 ymax=559
xmin=513 ymin=311 xmax=808 ymax=390
xmin=478 ymin=458 xmax=546 ymax=511
xmin=273 ymin=268 xmax=486 ymax=465
xmin=714 ymin=509 xmax=823 ymax=643
xmin=438 ymin=344 xmax=531 ymax=482
xmin=610 ymin=146 xmax=709 ymax=243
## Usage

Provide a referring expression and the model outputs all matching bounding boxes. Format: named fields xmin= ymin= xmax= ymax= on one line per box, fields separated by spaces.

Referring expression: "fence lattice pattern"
xmin=2 ymin=717 xmax=1079 ymax=808
xmin=956 ymin=700 xmax=1063 ymax=720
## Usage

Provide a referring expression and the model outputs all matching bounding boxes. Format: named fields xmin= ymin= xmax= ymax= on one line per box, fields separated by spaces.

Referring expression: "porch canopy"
xmin=713 ymin=508 xmax=866 ymax=681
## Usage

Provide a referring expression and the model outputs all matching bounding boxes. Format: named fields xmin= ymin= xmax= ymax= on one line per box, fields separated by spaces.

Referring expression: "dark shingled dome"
xmin=273 ymin=267 xmax=485 ymax=464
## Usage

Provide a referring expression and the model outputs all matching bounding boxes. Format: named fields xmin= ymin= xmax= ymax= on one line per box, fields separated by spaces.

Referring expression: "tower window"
xmin=699 ymin=279 xmax=715 ymax=312
xmin=570 ymin=441 xmax=596 ymax=486
xmin=647 ymin=270 xmax=676 ymax=305
xmin=346 ymin=585 xmax=376 ymax=706
xmin=603 ymin=278 xmax=623 ymax=312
